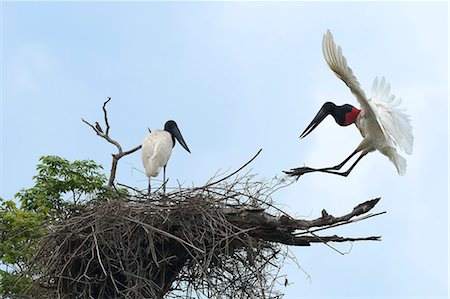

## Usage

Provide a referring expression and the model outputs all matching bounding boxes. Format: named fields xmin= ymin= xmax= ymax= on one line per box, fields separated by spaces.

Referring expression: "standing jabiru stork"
xmin=142 ymin=120 xmax=191 ymax=194
xmin=285 ymin=30 xmax=413 ymax=178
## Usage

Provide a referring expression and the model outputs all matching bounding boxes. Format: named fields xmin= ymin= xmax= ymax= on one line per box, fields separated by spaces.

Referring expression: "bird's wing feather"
xmin=370 ymin=77 xmax=414 ymax=154
xmin=322 ymin=30 xmax=374 ymax=117
xmin=142 ymin=132 xmax=159 ymax=176
xmin=142 ymin=130 xmax=173 ymax=177
xmin=152 ymin=134 xmax=173 ymax=167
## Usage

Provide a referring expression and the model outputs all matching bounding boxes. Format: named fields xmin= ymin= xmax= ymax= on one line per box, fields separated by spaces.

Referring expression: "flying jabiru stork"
xmin=142 ymin=120 xmax=191 ymax=194
xmin=285 ymin=30 xmax=413 ymax=178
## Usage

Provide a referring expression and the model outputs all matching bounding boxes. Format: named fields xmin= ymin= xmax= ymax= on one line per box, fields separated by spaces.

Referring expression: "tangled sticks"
xmin=34 ymin=170 xmax=383 ymax=299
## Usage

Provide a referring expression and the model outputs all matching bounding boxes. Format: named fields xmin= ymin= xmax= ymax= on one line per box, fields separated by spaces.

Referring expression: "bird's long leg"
xmin=338 ymin=151 xmax=369 ymax=177
xmin=286 ymin=148 xmax=361 ymax=177
xmin=323 ymin=148 xmax=360 ymax=171
xmin=308 ymin=150 xmax=369 ymax=177
xmin=163 ymin=165 xmax=166 ymax=194
xmin=148 ymin=178 xmax=151 ymax=198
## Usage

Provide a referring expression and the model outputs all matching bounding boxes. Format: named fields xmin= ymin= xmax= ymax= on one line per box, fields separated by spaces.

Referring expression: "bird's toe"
xmin=285 ymin=166 xmax=316 ymax=176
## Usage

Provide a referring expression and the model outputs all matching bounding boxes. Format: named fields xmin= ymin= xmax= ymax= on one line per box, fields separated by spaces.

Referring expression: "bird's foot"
xmin=283 ymin=166 xmax=317 ymax=178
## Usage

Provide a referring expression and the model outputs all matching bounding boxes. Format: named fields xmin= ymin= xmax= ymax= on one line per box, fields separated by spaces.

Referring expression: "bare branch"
xmin=103 ymin=97 xmax=111 ymax=136
xmin=291 ymin=197 xmax=382 ymax=229
xmin=82 ymin=97 xmax=142 ymax=187
xmin=122 ymin=145 xmax=142 ymax=156
xmin=300 ymin=235 xmax=381 ymax=243
xmin=199 ymin=149 xmax=263 ymax=189
xmin=294 ymin=211 xmax=386 ymax=236
xmin=222 ymin=197 xmax=383 ymax=246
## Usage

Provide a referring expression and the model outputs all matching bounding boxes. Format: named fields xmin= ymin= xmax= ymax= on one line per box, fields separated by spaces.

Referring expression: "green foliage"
xmin=0 ymin=199 xmax=48 ymax=297
xmin=16 ymin=155 xmax=107 ymax=217
xmin=0 ymin=200 xmax=45 ymax=265
xmin=0 ymin=155 xmax=110 ymax=297
xmin=0 ymin=269 xmax=41 ymax=297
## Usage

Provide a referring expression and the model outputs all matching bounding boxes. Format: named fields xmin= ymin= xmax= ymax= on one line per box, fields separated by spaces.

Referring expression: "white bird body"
xmin=142 ymin=130 xmax=174 ymax=178
xmin=286 ymin=30 xmax=413 ymax=178
xmin=141 ymin=120 xmax=191 ymax=194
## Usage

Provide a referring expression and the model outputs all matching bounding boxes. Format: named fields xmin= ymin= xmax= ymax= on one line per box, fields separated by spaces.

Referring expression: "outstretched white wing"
xmin=322 ymin=30 xmax=373 ymax=115
xmin=370 ymin=77 xmax=414 ymax=154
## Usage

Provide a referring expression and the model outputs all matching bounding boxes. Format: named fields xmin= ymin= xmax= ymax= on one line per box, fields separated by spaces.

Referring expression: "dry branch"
xmin=81 ymin=97 xmax=141 ymax=187
xmin=222 ymin=197 xmax=382 ymax=247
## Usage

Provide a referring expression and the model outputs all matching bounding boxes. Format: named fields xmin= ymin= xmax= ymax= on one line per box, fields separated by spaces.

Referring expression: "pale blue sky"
xmin=1 ymin=1 xmax=448 ymax=298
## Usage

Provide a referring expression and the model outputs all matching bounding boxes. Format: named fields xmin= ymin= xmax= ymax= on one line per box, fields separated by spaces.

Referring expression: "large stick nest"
xmin=34 ymin=172 xmax=383 ymax=299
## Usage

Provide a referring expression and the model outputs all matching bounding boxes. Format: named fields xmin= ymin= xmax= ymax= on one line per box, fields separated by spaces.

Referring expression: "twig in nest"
xmin=202 ymin=149 xmax=262 ymax=187
xmin=82 ymin=97 xmax=142 ymax=187
xmin=171 ymin=149 xmax=263 ymax=196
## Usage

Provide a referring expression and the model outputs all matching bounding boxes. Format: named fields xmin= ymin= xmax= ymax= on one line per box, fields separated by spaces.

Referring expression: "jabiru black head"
xmin=300 ymin=102 xmax=361 ymax=138
xmin=164 ymin=120 xmax=191 ymax=153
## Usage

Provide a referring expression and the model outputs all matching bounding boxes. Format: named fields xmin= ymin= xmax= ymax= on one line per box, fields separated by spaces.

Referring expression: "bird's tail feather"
xmin=387 ymin=149 xmax=407 ymax=175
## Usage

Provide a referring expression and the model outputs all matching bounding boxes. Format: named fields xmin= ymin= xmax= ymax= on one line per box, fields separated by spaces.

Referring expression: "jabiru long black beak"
xmin=300 ymin=102 xmax=334 ymax=139
xmin=173 ymin=128 xmax=191 ymax=153
xmin=165 ymin=120 xmax=191 ymax=153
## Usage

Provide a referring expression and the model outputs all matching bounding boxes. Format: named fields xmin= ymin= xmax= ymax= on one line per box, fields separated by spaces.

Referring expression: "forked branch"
xmin=82 ymin=97 xmax=141 ymax=186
